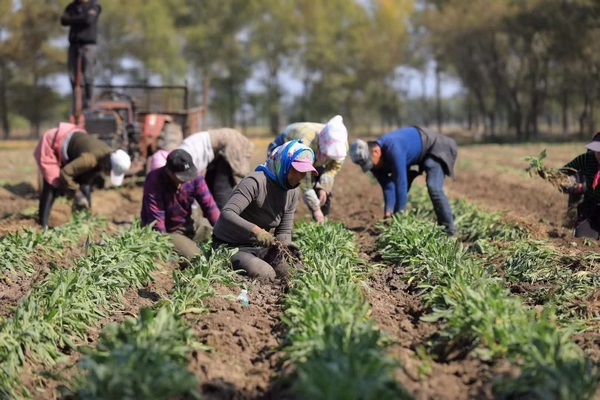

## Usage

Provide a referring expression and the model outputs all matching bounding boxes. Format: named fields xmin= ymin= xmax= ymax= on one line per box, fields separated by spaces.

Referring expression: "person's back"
xmin=377 ymin=127 xmax=422 ymax=169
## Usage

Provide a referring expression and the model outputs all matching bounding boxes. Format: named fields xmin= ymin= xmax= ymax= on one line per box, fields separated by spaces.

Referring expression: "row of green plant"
xmin=0 ymin=221 xmax=171 ymax=399
xmin=409 ymin=185 xmax=600 ymax=324
xmin=0 ymin=211 xmax=104 ymax=276
xmin=67 ymin=242 xmax=238 ymax=399
xmin=283 ymin=222 xmax=410 ymax=399
xmin=486 ymin=240 xmax=600 ymax=323
xmin=407 ymin=185 xmax=528 ymax=242
xmin=378 ymin=213 xmax=597 ymax=398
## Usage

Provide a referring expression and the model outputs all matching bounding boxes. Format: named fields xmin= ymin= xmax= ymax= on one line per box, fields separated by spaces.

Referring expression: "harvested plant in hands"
xmin=524 ymin=149 xmax=575 ymax=188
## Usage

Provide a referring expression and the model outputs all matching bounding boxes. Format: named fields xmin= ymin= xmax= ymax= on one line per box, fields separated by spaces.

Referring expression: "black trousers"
xmin=205 ymin=156 xmax=235 ymax=210
xmin=39 ymin=180 xmax=92 ymax=228
xmin=68 ymin=44 xmax=97 ymax=112
xmin=573 ymin=199 xmax=600 ymax=239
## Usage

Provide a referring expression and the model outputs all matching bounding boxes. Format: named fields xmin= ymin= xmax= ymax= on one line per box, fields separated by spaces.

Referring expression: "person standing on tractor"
xmin=174 ymin=128 xmax=254 ymax=209
xmin=141 ymin=149 xmax=220 ymax=260
xmin=34 ymin=123 xmax=131 ymax=228
xmin=266 ymin=115 xmax=348 ymax=223
xmin=349 ymin=126 xmax=458 ymax=235
xmin=212 ymin=141 xmax=317 ymax=279
xmin=61 ymin=0 xmax=101 ymax=114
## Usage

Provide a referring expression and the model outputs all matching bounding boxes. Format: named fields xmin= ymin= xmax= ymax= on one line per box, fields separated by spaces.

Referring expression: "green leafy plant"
xmin=282 ymin=221 xmax=410 ymax=400
xmin=524 ymin=149 xmax=575 ymax=188
xmin=377 ymin=206 xmax=598 ymax=397
xmin=70 ymin=308 xmax=200 ymax=400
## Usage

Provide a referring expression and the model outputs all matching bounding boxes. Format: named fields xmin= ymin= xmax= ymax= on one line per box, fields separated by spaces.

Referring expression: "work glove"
xmin=287 ymin=242 xmax=302 ymax=260
xmin=74 ymin=190 xmax=90 ymax=210
xmin=255 ymin=229 xmax=276 ymax=247
xmin=312 ymin=209 xmax=325 ymax=223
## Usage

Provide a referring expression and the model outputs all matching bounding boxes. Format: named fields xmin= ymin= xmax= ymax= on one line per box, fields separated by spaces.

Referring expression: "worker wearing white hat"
xmin=34 ymin=123 xmax=131 ymax=228
xmin=266 ymin=115 xmax=349 ymax=222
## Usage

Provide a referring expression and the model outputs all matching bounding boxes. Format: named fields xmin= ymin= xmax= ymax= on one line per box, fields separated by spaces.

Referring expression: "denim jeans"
xmin=423 ymin=156 xmax=455 ymax=234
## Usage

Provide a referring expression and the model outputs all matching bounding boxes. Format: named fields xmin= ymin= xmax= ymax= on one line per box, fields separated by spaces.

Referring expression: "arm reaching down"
xmin=60 ymin=153 xmax=99 ymax=192
xmin=372 ymin=168 xmax=396 ymax=216
xmin=275 ymin=189 xmax=298 ymax=244
xmin=216 ymin=176 xmax=261 ymax=240
xmin=192 ymin=176 xmax=220 ymax=225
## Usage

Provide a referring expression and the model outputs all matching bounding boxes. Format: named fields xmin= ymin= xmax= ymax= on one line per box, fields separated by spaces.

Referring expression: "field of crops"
xmin=0 ymin=140 xmax=599 ymax=399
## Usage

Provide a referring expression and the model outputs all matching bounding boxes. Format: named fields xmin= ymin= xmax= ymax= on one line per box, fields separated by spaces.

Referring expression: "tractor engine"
xmin=83 ymin=110 xmax=126 ymax=150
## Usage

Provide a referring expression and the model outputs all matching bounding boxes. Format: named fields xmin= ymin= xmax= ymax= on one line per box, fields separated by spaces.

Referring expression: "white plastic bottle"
xmin=236 ymin=289 xmax=249 ymax=306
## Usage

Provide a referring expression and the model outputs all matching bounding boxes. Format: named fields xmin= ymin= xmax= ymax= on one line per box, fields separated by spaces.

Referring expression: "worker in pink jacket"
xmin=34 ymin=122 xmax=131 ymax=228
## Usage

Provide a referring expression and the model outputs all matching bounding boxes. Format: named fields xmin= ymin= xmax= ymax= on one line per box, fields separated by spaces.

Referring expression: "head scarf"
xmin=256 ymin=140 xmax=315 ymax=189
xmin=317 ymin=115 xmax=348 ymax=163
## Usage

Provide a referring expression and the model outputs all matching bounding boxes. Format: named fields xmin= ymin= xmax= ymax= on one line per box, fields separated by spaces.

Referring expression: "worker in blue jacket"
xmin=349 ymin=126 xmax=458 ymax=235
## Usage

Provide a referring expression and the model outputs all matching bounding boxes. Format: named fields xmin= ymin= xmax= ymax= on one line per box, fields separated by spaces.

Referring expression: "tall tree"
xmin=0 ymin=0 xmax=13 ymax=138
xmin=5 ymin=0 xmax=64 ymax=136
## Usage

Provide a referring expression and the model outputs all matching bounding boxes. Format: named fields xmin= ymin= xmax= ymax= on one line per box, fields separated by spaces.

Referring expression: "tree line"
xmin=0 ymin=0 xmax=599 ymax=140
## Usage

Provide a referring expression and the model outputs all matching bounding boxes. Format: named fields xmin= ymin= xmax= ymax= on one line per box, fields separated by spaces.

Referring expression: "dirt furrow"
xmin=189 ymin=282 xmax=286 ymax=400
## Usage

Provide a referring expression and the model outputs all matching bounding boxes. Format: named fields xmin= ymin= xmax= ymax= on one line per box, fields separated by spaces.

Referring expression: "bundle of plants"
xmin=524 ymin=150 xmax=575 ymax=189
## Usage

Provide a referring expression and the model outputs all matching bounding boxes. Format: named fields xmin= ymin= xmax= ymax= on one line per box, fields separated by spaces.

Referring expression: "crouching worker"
xmin=34 ymin=122 xmax=131 ymax=228
xmin=141 ymin=149 xmax=220 ymax=260
xmin=349 ymin=126 xmax=458 ymax=235
xmin=559 ymin=133 xmax=600 ymax=238
xmin=267 ymin=116 xmax=348 ymax=223
xmin=212 ymin=141 xmax=317 ymax=279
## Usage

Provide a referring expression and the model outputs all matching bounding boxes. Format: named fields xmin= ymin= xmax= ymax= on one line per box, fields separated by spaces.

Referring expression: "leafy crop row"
xmin=68 ymin=243 xmax=237 ymax=399
xmin=283 ymin=222 xmax=410 ymax=399
xmin=70 ymin=308 xmax=200 ymax=400
xmin=486 ymin=240 xmax=600 ymax=323
xmin=0 ymin=221 xmax=171 ymax=398
xmin=378 ymin=213 xmax=597 ymax=398
xmin=0 ymin=211 xmax=104 ymax=276
xmin=407 ymin=185 xmax=527 ymax=242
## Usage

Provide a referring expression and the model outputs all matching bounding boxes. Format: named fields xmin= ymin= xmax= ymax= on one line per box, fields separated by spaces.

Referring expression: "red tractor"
xmin=74 ymin=84 xmax=205 ymax=176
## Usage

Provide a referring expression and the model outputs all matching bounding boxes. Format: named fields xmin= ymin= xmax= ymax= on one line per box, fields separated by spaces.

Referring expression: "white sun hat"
xmin=318 ymin=115 xmax=348 ymax=161
xmin=110 ymin=149 xmax=131 ymax=186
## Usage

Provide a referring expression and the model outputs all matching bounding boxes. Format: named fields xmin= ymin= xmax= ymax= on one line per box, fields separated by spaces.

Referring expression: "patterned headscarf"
xmin=256 ymin=140 xmax=315 ymax=189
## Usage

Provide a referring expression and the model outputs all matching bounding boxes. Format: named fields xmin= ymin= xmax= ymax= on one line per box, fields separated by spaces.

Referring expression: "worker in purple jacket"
xmin=141 ymin=149 xmax=220 ymax=260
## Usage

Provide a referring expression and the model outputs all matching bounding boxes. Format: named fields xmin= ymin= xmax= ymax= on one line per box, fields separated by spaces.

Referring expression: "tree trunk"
xmin=588 ymin=97 xmax=595 ymax=138
xmin=579 ymin=90 xmax=590 ymax=139
xmin=420 ymin=70 xmax=429 ymax=126
xmin=561 ymin=86 xmax=569 ymax=137
xmin=0 ymin=58 xmax=9 ymax=139
xmin=467 ymin=92 xmax=473 ymax=131
xmin=435 ymin=64 xmax=442 ymax=133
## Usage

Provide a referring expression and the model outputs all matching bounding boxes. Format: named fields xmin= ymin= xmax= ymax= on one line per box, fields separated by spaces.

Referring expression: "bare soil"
xmin=2 ymin=140 xmax=599 ymax=399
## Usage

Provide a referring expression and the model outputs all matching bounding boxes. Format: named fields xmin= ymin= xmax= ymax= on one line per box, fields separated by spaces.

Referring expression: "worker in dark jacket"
xmin=349 ymin=126 xmax=458 ymax=235
xmin=61 ymin=0 xmax=101 ymax=112
xmin=558 ymin=133 xmax=600 ymax=238
xmin=34 ymin=124 xmax=131 ymax=228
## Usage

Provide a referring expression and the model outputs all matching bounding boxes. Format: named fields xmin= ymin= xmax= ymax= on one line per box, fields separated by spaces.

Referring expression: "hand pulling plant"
xmin=524 ymin=149 xmax=575 ymax=189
